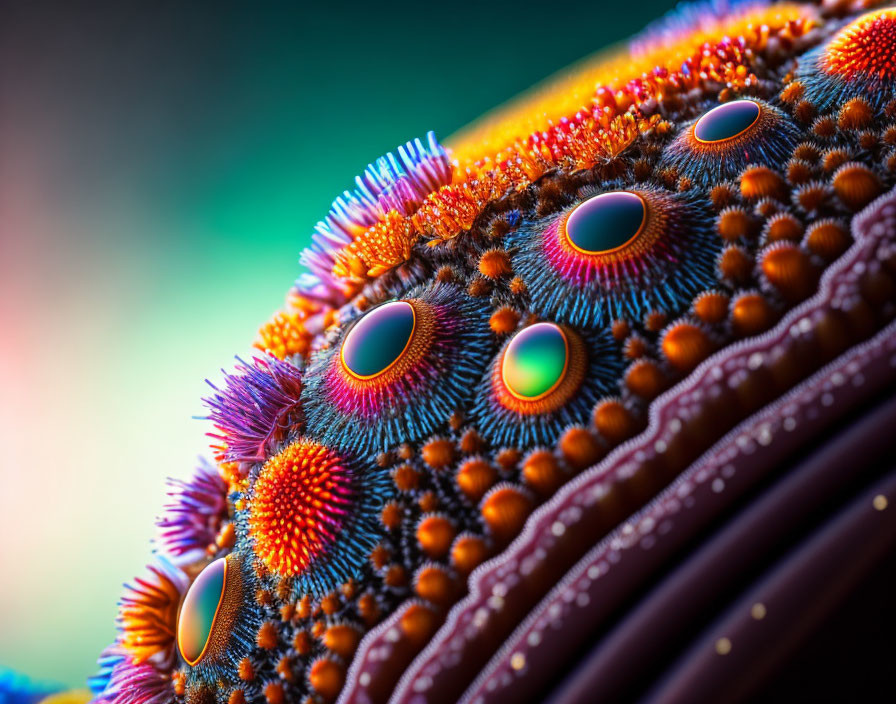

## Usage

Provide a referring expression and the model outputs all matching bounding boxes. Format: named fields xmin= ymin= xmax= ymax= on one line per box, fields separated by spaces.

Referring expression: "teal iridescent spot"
xmin=177 ymin=557 xmax=226 ymax=665
xmin=563 ymin=191 xmax=646 ymax=254
xmin=693 ymin=100 xmax=761 ymax=143
xmin=341 ymin=301 xmax=416 ymax=379
xmin=501 ymin=322 xmax=569 ymax=399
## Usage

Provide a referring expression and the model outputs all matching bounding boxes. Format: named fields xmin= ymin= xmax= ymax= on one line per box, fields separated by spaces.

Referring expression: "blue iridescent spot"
xmin=564 ymin=191 xmax=646 ymax=254
xmin=341 ymin=301 xmax=416 ymax=379
xmin=694 ymin=100 xmax=761 ymax=143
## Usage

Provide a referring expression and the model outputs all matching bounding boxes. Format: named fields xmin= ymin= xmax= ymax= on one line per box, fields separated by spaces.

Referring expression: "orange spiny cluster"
xmin=255 ymin=310 xmax=312 ymax=360
xmin=322 ymin=4 xmax=815 ymax=277
xmin=270 ymin=2 xmax=818 ymax=357
xmin=823 ymin=8 xmax=896 ymax=80
xmin=117 ymin=565 xmax=183 ymax=664
xmin=332 ymin=210 xmax=419 ymax=282
xmin=448 ymin=3 xmax=814 ymax=167
xmin=249 ymin=440 xmax=353 ymax=577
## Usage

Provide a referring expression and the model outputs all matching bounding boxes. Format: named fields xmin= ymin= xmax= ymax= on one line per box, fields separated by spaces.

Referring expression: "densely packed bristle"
xmin=88 ymin=2 xmax=896 ymax=703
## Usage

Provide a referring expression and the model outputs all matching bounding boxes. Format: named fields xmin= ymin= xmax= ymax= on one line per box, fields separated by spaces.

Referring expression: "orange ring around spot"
xmin=561 ymin=191 xmax=648 ymax=257
xmin=339 ymin=301 xmax=417 ymax=381
xmin=693 ymin=100 xmax=762 ymax=145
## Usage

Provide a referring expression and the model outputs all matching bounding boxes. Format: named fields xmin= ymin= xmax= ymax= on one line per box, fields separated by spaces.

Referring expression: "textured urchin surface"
xmin=87 ymin=2 xmax=896 ymax=704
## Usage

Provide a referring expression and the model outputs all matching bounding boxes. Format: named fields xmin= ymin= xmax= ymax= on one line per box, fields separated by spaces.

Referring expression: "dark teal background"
xmin=0 ymin=0 xmax=674 ymax=687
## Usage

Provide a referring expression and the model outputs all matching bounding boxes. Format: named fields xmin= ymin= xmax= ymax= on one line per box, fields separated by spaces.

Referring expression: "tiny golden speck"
xmin=510 ymin=652 xmax=526 ymax=671
xmin=715 ymin=637 xmax=732 ymax=655
xmin=873 ymin=494 xmax=888 ymax=511
xmin=751 ymin=603 xmax=767 ymax=620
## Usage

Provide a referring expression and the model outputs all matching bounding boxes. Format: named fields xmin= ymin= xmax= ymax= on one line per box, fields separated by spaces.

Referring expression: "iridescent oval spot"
xmin=563 ymin=191 xmax=647 ymax=254
xmin=501 ymin=323 xmax=570 ymax=400
xmin=176 ymin=557 xmax=226 ymax=666
xmin=693 ymin=100 xmax=762 ymax=143
xmin=340 ymin=301 xmax=416 ymax=379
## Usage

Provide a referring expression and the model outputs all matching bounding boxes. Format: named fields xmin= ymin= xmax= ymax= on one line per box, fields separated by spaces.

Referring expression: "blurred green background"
xmin=0 ymin=0 xmax=675 ymax=688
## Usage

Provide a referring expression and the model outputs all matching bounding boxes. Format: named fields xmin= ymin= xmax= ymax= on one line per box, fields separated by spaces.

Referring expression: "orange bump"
xmin=833 ymin=162 xmax=881 ymax=211
xmin=559 ymin=426 xmax=603 ymax=470
xmin=490 ymin=306 xmax=520 ymax=334
xmin=611 ymin=319 xmax=631 ymax=342
xmin=323 ymin=624 xmax=362 ymax=659
xmin=380 ymin=502 xmax=403 ymax=530
xmin=309 ymin=657 xmax=345 ymax=702
xmin=760 ymin=243 xmax=817 ymax=302
xmin=358 ymin=592 xmax=380 ymax=626
xmin=383 ymin=564 xmax=407 ymax=588
xmin=740 ymin=166 xmax=787 ymax=201
xmin=456 ymin=458 xmax=498 ymax=502
xmin=451 ymin=534 xmax=490 ymax=575
xmin=805 ymin=219 xmax=851 ymax=261
xmin=661 ymin=322 xmax=715 ymax=372
xmin=717 ymin=206 xmax=753 ymax=241
xmin=422 ymin=438 xmax=455 ymax=469
xmin=292 ymin=630 xmax=312 ymax=656
xmin=263 ymin=682 xmax=285 ymax=704
xmin=522 ymin=449 xmax=564 ymax=495
xmin=731 ymin=292 xmax=776 ymax=337
xmin=822 ymin=148 xmax=850 ymax=174
xmin=320 ymin=592 xmax=341 ymax=616
xmin=478 ymin=249 xmax=512 ymax=279
xmin=779 ymin=80 xmax=804 ymax=104
xmin=837 ymin=97 xmax=872 ymax=130
xmin=459 ymin=428 xmax=484 ymax=454
xmin=256 ymin=621 xmax=279 ymax=650
xmin=495 ymin=447 xmax=522 ymax=471
xmin=392 ymin=464 xmax=420 ymax=492
xmin=417 ymin=490 xmax=439 ymax=513
xmin=625 ymin=359 xmax=666 ymax=400
xmin=400 ymin=602 xmax=439 ymax=646
xmin=481 ymin=485 xmax=533 ymax=545
xmin=414 ymin=564 xmax=455 ymax=605
xmin=592 ymin=399 xmax=636 ymax=445
xmin=693 ymin=290 xmax=730 ymax=325
xmin=764 ymin=213 xmax=803 ymax=243
xmin=369 ymin=544 xmax=389 ymax=569
xmin=718 ymin=245 xmax=754 ymax=283
xmin=794 ymin=181 xmax=829 ymax=213
xmin=416 ymin=515 xmax=456 ymax=558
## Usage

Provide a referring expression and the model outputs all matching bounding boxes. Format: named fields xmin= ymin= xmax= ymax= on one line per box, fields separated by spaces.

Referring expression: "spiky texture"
xmin=302 ymin=282 xmax=494 ymax=456
xmin=156 ymin=458 xmax=228 ymax=560
xmin=204 ymin=355 xmax=304 ymax=465
xmin=662 ymin=99 xmax=801 ymax=186
xmin=797 ymin=8 xmax=896 ymax=112
xmin=470 ymin=325 xmax=621 ymax=447
xmin=116 ymin=557 xmax=189 ymax=665
xmin=88 ymin=2 xmax=896 ymax=703
xmin=297 ymin=132 xmax=451 ymax=298
xmin=509 ymin=184 xmax=719 ymax=326
xmin=246 ymin=439 xmax=390 ymax=594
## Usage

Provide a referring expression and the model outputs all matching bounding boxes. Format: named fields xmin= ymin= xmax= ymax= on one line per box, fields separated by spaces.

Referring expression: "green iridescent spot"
xmin=341 ymin=300 xmax=416 ymax=379
xmin=177 ymin=557 xmax=226 ymax=665
xmin=501 ymin=322 xmax=569 ymax=399
xmin=564 ymin=191 xmax=646 ymax=254
xmin=693 ymin=100 xmax=761 ymax=143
